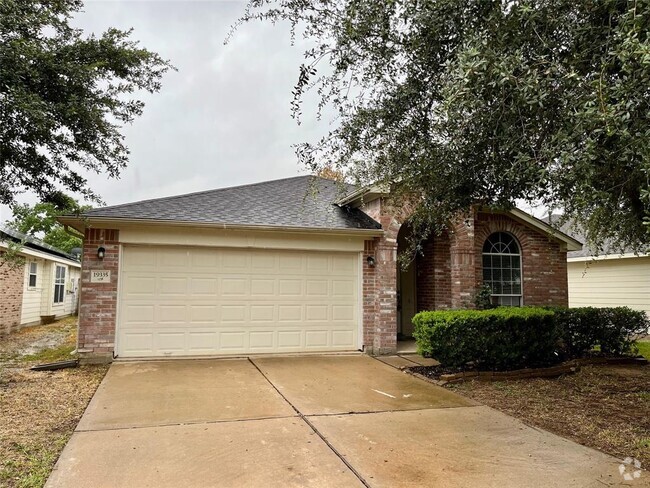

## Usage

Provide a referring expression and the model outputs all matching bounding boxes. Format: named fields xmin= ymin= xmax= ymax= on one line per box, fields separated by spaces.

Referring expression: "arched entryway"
xmin=396 ymin=224 xmax=417 ymax=338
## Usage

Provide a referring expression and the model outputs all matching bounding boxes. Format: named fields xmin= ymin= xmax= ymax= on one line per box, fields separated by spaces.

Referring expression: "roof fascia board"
xmin=568 ymin=252 xmax=650 ymax=263
xmin=0 ymin=240 xmax=81 ymax=267
xmin=57 ymin=216 xmax=385 ymax=238
xmin=335 ymin=184 xmax=390 ymax=207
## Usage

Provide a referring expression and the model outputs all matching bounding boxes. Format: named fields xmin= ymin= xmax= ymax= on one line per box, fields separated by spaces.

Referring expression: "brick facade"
xmin=474 ymin=212 xmax=568 ymax=306
xmin=0 ymin=254 xmax=24 ymax=335
xmin=78 ymin=229 xmax=120 ymax=361
xmin=361 ymin=204 xmax=569 ymax=354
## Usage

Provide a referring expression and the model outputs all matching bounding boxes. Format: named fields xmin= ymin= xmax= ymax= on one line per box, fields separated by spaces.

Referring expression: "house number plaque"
xmin=90 ymin=270 xmax=111 ymax=283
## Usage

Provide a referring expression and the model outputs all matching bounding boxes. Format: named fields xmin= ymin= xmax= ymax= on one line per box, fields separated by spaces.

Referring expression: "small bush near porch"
xmin=413 ymin=306 xmax=648 ymax=371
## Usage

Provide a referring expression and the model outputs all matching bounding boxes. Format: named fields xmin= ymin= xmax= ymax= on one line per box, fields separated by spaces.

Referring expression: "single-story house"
xmin=0 ymin=226 xmax=81 ymax=334
xmin=566 ymin=236 xmax=650 ymax=318
xmin=58 ymin=176 xmax=581 ymax=361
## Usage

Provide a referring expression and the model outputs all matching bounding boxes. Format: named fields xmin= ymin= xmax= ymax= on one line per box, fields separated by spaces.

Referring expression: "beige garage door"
xmin=116 ymin=245 xmax=360 ymax=357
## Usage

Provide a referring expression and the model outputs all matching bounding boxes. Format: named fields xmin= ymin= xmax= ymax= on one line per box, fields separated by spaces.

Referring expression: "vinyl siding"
xmin=568 ymin=256 xmax=650 ymax=315
xmin=20 ymin=258 xmax=47 ymax=325
xmin=20 ymin=259 xmax=80 ymax=325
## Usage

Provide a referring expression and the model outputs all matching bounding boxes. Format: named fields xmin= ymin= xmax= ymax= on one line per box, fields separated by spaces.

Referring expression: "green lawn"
xmin=635 ymin=341 xmax=650 ymax=360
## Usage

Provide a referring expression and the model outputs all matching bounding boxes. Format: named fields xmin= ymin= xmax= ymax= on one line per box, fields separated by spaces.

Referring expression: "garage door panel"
xmin=188 ymin=331 xmax=218 ymax=352
xmin=117 ymin=246 xmax=359 ymax=357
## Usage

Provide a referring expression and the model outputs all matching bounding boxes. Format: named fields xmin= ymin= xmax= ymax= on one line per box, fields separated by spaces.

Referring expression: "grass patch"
xmin=635 ymin=341 xmax=650 ymax=359
xmin=1 ymin=316 xmax=108 ymax=488
xmin=0 ymin=438 xmax=68 ymax=488
xmin=20 ymin=344 xmax=76 ymax=363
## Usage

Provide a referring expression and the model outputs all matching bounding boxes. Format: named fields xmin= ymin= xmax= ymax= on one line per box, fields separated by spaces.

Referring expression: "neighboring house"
xmin=0 ymin=226 xmax=82 ymax=334
xmin=58 ymin=176 xmax=581 ymax=361
xmin=565 ymin=232 xmax=650 ymax=317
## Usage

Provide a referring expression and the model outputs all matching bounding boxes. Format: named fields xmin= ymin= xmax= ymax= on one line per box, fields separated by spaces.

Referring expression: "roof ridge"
xmin=82 ymin=175 xmax=323 ymax=215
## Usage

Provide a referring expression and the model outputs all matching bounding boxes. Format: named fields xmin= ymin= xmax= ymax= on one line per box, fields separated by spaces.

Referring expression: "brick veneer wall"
xmin=78 ymin=229 xmax=120 ymax=361
xmin=361 ymin=197 xmax=400 ymax=355
xmin=474 ymin=212 xmax=568 ymax=306
xmin=0 ymin=254 xmax=24 ymax=334
xmin=416 ymin=230 xmax=452 ymax=311
xmin=361 ymin=203 xmax=569 ymax=354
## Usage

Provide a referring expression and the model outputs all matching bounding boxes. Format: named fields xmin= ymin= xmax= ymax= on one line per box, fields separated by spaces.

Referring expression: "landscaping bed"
xmin=0 ymin=318 xmax=108 ymax=488
xmin=442 ymin=363 xmax=650 ymax=468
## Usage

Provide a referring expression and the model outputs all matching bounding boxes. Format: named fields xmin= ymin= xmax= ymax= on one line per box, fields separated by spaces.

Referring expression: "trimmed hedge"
xmin=413 ymin=306 xmax=649 ymax=371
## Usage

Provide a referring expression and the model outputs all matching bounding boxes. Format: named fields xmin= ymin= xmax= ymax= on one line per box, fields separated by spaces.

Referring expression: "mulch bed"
xmin=0 ymin=319 xmax=108 ymax=488
xmin=440 ymin=364 xmax=650 ymax=468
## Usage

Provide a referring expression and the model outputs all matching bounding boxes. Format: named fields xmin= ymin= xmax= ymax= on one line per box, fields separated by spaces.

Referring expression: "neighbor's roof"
xmin=61 ymin=176 xmax=382 ymax=233
xmin=544 ymin=214 xmax=647 ymax=260
xmin=0 ymin=225 xmax=80 ymax=263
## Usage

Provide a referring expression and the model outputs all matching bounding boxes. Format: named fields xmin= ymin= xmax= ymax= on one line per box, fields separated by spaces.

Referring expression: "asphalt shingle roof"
xmin=0 ymin=225 xmax=80 ymax=261
xmin=81 ymin=176 xmax=381 ymax=231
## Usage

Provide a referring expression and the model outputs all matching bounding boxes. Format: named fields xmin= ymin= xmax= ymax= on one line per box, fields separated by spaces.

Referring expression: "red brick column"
xmin=416 ymin=230 xmax=452 ymax=311
xmin=360 ymin=198 xmax=400 ymax=355
xmin=362 ymin=240 xmax=377 ymax=348
xmin=78 ymin=229 xmax=119 ymax=362
xmin=0 ymin=255 xmax=24 ymax=334
xmin=449 ymin=214 xmax=480 ymax=309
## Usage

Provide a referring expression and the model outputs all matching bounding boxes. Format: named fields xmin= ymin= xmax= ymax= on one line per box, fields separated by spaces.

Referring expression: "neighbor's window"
xmin=28 ymin=262 xmax=37 ymax=287
xmin=482 ymin=232 xmax=522 ymax=306
xmin=54 ymin=266 xmax=66 ymax=304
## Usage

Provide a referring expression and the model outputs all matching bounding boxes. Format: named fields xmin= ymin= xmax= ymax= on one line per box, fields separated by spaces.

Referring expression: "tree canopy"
xmin=5 ymin=192 xmax=88 ymax=253
xmin=239 ymin=0 xmax=650 ymax=254
xmin=0 ymin=0 xmax=173 ymax=207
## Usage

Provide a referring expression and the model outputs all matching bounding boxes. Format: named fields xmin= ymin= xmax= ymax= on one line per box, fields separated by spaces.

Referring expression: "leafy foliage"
xmin=0 ymin=0 xmax=173 ymax=206
xmin=413 ymin=306 xmax=649 ymax=370
xmin=473 ymin=284 xmax=496 ymax=310
xmin=413 ymin=307 xmax=559 ymax=370
xmin=551 ymin=306 xmax=649 ymax=357
xmin=238 ymin=0 xmax=650 ymax=253
xmin=5 ymin=193 xmax=88 ymax=252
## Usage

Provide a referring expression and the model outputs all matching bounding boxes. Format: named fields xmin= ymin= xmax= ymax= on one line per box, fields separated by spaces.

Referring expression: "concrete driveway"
xmin=46 ymin=356 xmax=640 ymax=488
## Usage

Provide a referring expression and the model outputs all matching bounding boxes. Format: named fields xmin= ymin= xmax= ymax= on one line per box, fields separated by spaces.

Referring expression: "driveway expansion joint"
xmin=74 ymin=414 xmax=300 ymax=434
xmin=248 ymin=357 xmax=373 ymax=488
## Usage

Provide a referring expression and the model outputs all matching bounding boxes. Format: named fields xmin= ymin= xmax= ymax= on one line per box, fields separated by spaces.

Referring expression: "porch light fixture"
xmin=97 ymin=246 xmax=106 ymax=260
xmin=366 ymin=256 xmax=376 ymax=267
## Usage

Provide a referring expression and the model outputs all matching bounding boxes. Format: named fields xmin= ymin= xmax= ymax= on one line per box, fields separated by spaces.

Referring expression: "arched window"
xmin=482 ymin=232 xmax=522 ymax=306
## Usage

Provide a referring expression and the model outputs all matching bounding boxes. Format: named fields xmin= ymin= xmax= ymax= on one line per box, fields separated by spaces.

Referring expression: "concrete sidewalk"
xmin=46 ymin=356 xmax=643 ymax=488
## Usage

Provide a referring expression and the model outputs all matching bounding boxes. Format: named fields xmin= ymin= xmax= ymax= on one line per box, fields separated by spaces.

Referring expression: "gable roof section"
xmin=505 ymin=208 xmax=582 ymax=251
xmin=0 ymin=225 xmax=81 ymax=265
xmin=61 ymin=176 xmax=382 ymax=233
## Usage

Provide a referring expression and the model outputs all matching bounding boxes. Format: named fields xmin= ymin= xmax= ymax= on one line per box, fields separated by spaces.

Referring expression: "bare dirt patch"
xmin=446 ymin=364 xmax=650 ymax=468
xmin=0 ymin=318 xmax=108 ymax=488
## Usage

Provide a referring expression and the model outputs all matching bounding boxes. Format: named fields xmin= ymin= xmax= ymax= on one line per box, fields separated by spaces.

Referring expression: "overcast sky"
xmin=1 ymin=0 xmax=329 ymax=222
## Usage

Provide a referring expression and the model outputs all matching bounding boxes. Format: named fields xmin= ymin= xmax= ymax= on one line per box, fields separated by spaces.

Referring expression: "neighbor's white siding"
xmin=63 ymin=267 xmax=80 ymax=316
xmin=19 ymin=258 xmax=80 ymax=325
xmin=20 ymin=258 xmax=47 ymax=325
xmin=568 ymin=256 xmax=650 ymax=316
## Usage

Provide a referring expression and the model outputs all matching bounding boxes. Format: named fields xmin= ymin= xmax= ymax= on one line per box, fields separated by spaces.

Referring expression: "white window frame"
xmin=28 ymin=262 xmax=38 ymax=288
xmin=482 ymin=232 xmax=523 ymax=307
xmin=54 ymin=265 xmax=66 ymax=304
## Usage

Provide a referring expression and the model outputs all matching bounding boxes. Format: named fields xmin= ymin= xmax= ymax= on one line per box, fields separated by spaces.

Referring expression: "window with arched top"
xmin=482 ymin=232 xmax=522 ymax=306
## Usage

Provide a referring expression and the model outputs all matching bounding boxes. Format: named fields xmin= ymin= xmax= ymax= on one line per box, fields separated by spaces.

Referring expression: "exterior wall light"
xmin=366 ymin=256 xmax=376 ymax=267
xmin=97 ymin=246 xmax=106 ymax=260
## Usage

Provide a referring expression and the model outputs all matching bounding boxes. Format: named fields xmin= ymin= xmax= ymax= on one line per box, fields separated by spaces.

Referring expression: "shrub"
xmin=551 ymin=306 xmax=649 ymax=356
xmin=412 ymin=307 xmax=560 ymax=370
xmin=413 ymin=306 xmax=650 ymax=371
